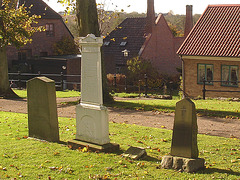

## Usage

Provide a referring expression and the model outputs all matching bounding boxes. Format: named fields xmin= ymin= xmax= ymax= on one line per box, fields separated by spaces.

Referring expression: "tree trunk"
xmin=76 ymin=0 xmax=113 ymax=104
xmin=76 ymin=0 xmax=100 ymax=37
xmin=0 ymin=47 xmax=18 ymax=98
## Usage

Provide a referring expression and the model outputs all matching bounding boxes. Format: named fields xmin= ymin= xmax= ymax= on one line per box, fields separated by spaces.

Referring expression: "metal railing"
xmin=202 ymin=79 xmax=240 ymax=99
xmin=8 ymin=71 xmax=81 ymax=91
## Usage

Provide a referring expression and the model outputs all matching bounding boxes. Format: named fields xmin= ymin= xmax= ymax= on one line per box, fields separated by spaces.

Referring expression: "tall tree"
xmin=76 ymin=0 xmax=100 ymax=37
xmin=75 ymin=0 xmax=112 ymax=103
xmin=0 ymin=0 xmax=42 ymax=98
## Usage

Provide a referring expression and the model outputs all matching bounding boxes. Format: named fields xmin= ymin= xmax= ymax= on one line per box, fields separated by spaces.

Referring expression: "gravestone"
xmin=171 ymin=98 xmax=198 ymax=158
xmin=27 ymin=77 xmax=59 ymax=142
xmin=161 ymin=98 xmax=205 ymax=172
xmin=68 ymin=34 xmax=119 ymax=152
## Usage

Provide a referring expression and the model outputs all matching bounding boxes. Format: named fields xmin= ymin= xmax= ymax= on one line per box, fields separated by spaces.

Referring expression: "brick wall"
xmin=141 ymin=15 xmax=184 ymax=75
xmin=184 ymin=58 xmax=240 ymax=98
xmin=7 ymin=18 xmax=72 ymax=66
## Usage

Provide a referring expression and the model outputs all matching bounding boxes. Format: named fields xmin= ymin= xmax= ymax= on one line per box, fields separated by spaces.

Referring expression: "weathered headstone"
xmin=68 ymin=34 xmax=119 ymax=152
xmin=27 ymin=77 xmax=59 ymax=142
xmin=161 ymin=98 xmax=205 ymax=172
xmin=171 ymin=98 xmax=198 ymax=158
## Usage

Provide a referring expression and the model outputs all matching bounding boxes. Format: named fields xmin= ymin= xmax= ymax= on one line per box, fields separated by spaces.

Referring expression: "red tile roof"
xmin=177 ymin=4 xmax=240 ymax=57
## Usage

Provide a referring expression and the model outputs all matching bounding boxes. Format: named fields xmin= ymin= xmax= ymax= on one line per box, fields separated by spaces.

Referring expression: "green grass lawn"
xmin=0 ymin=111 xmax=239 ymax=179
xmin=14 ymin=90 xmax=240 ymax=119
xmin=13 ymin=89 xmax=81 ymax=98
xmin=109 ymin=98 xmax=240 ymax=119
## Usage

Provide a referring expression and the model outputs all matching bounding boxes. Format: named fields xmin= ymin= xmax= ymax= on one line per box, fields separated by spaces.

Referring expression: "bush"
xmin=107 ymin=74 xmax=126 ymax=92
xmin=53 ymin=36 xmax=79 ymax=55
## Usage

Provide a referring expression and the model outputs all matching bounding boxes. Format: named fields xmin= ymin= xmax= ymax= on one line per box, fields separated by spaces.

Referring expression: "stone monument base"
xmin=67 ymin=139 xmax=120 ymax=153
xmin=161 ymin=155 xmax=205 ymax=173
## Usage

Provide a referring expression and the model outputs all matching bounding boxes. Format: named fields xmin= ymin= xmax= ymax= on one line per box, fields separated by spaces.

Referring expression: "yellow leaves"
xmin=53 ymin=152 xmax=60 ymax=156
xmin=110 ymin=38 xmax=115 ymax=42
xmin=160 ymin=139 xmax=167 ymax=142
xmin=82 ymin=147 xmax=88 ymax=152
xmin=122 ymin=37 xmax=128 ymax=40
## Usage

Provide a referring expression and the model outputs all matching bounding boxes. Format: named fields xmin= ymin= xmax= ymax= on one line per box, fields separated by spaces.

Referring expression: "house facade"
xmin=7 ymin=0 xmax=74 ymax=68
xmin=177 ymin=5 xmax=240 ymax=98
xmin=102 ymin=0 xmax=193 ymax=76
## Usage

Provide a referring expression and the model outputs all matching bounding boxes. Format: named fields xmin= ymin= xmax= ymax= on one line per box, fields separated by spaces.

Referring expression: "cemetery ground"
xmin=0 ymin=90 xmax=239 ymax=179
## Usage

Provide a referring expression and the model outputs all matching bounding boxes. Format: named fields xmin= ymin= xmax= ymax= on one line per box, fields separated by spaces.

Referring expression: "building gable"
xmin=140 ymin=14 xmax=183 ymax=75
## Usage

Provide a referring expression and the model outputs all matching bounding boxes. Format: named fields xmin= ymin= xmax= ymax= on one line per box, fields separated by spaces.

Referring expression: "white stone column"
xmin=75 ymin=34 xmax=110 ymax=145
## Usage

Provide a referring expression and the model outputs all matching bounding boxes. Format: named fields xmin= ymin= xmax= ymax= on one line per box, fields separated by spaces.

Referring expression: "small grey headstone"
xmin=171 ymin=98 xmax=198 ymax=158
xmin=27 ymin=77 xmax=59 ymax=142
xmin=122 ymin=146 xmax=147 ymax=160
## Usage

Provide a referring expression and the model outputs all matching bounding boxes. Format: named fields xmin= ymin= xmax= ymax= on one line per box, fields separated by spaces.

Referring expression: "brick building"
xmin=177 ymin=4 xmax=240 ymax=98
xmin=102 ymin=0 xmax=193 ymax=75
xmin=7 ymin=0 xmax=74 ymax=68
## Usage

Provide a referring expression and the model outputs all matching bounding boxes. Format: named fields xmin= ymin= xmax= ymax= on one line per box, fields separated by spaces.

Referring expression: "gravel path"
xmin=0 ymin=97 xmax=239 ymax=139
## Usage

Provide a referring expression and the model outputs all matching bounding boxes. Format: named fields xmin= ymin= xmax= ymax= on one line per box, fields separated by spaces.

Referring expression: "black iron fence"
xmin=202 ymin=79 xmax=240 ymax=99
xmin=8 ymin=72 xmax=177 ymax=97
xmin=8 ymin=71 xmax=81 ymax=91
xmin=109 ymin=74 xmax=175 ymax=97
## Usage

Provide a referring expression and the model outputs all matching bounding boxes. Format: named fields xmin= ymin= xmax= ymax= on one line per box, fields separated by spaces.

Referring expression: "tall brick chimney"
xmin=184 ymin=5 xmax=193 ymax=36
xmin=145 ymin=0 xmax=155 ymax=34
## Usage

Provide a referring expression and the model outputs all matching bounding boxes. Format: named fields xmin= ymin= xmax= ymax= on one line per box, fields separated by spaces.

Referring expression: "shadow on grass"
xmin=60 ymin=100 xmax=240 ymax=119
xmin=198 ymin=167 xmax=240 ymax=176
xmin=106 ymin=101 xmax=176 ymax=112
xmin=142 ymin=155 xmax=160 ymax=162
xmin=197 ymin=109 xmax=240 ymax=119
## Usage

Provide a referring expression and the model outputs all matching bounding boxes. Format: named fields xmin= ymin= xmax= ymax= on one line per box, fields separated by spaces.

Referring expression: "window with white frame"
xmin=197 ymin=64 xmax=213 ymax=84
xmin=221 ymin=65 xmax=238 ymax=87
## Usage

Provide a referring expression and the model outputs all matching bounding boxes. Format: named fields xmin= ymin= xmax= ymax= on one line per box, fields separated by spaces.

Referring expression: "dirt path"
xmin=0 ymin=97 xmax=239 ymax=139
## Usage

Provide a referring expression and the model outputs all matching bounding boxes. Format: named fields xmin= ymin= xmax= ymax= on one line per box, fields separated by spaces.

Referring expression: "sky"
xmin=43 ymin=0 xmax=239 ymax=15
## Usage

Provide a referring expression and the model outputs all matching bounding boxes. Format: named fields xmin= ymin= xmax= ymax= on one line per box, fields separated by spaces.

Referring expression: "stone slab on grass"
xmin=67 ymin=139 xmax=119 ymax=153
xmin=122 ymin=146 xmax=147 ymax=160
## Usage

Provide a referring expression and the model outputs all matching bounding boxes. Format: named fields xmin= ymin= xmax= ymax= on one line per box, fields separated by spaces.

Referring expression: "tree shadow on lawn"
xmin=197 ymin=167 xmax=240 ymax=176
xmin=61 ymin=100 xmax=240 ymax=119
xmin=109 ymin=101 xmax=240 ymax=119
xmin=197 ymin=109 xmax=240 ymax=119
xmin=107 ymin=101 xmax=176 ymax=112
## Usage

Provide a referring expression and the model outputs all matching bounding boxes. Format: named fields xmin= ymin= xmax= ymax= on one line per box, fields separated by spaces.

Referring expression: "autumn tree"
xmin=127 ymin=56 xmax=159 ymax=82
xmin=53 ymin=36 xmax=79 ymax=55
xmin=0 ymin=0 xmax=42 ymax=98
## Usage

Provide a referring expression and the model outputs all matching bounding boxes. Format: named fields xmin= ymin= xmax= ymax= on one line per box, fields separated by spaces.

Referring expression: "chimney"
xmin=184 ymin=5 xmax=193 ymax=36
xmin=145 ymin=0 xmax=155 ymax=34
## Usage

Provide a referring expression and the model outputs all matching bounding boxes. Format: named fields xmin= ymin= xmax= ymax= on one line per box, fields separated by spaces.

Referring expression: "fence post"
xmin=124 ymin=76 xmax=127 ymax=93
xmin=138 ymin=80 xmax=141 ymax=96
xmin=114 ymin=73 xmax=117 ymax=92
xmin=61 ymin=72 xmax=64 ymax=91
xmin=144 ymin=74 xmax=148 ymax=97
xmin=17 ymin=71 xmax=21 ymax=89
xmin=202 ymin=79 xmax=206 ymax=100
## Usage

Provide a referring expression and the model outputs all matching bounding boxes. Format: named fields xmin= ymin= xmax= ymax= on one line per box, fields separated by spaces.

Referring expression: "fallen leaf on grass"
xmin=53 ymin=152 xmax=60 ymax=156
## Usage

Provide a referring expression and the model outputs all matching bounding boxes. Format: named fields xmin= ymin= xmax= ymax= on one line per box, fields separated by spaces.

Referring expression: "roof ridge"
xmin=208 ymin=4 xmax=240 ymax=7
